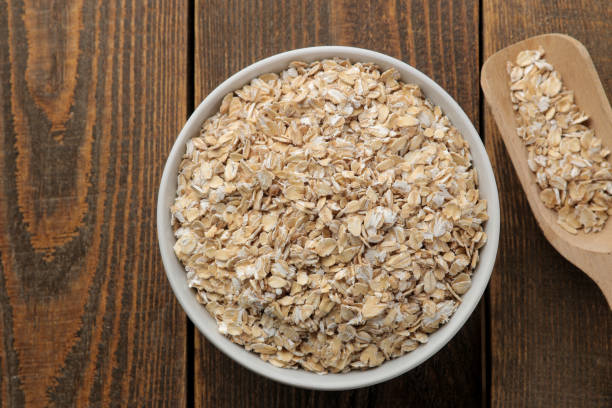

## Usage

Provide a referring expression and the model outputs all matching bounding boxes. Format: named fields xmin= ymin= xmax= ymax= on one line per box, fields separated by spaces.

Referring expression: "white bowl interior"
xmin=157 ymin=46 xmax=500 ymax=390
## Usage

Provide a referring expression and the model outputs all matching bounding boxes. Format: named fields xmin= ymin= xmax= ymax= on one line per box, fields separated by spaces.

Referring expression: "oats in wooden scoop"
xmin=508 ymin=48 xmax=612 ymax=234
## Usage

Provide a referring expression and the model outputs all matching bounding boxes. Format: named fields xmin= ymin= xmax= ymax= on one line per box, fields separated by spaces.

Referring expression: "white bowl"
xmin=157 ymin=46 xmax=500 ymax=390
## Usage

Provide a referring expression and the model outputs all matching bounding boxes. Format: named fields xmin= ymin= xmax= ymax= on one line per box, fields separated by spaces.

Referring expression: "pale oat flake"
xmin=172 ymin=59 xmax=488 ymax=373
xmin=508 ymin=48 xmax=612 ymax=234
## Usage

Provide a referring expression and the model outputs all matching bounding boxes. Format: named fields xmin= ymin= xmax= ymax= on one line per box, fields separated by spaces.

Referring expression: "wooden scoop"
xmin=481 ymin=33 xmax=612 ymax=308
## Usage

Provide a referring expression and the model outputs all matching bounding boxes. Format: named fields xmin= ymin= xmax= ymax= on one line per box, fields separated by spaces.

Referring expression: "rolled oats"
xmin=172 ymin=59 xmax=488 ymax=373
xmin=508 ymin=48 xmax=612 ymax=233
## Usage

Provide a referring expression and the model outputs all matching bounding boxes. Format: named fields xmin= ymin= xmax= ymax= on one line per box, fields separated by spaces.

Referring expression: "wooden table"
xmin=1 ymin=1 xmax=610 ymax=406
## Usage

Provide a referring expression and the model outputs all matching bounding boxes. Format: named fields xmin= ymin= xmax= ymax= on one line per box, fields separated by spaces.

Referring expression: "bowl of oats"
xmin=158 ymin=46 xmax=500 ymax=390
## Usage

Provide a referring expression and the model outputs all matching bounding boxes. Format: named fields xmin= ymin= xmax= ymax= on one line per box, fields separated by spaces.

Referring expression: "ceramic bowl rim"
xmin=157 ymin=46 xmax=500 ymax=391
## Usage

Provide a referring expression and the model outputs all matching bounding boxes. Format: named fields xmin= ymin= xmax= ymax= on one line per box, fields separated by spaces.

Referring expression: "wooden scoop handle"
xmin=575 ymin=253 xmax=612 ymax=309
xmin=548 ymin=234 xmax=612 ymax=309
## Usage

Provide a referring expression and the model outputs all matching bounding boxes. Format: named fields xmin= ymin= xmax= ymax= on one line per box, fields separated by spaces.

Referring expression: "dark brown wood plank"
xmin=483 ymin=1 xmax=612 ymax=407
xmin=193 ymin=1 xmax=484 ymax=407
xmin=0 ymin=1 xmax=188 ymax=406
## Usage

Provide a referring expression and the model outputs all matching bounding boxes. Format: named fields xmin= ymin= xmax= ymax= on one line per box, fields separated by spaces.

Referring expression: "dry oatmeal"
xmin=172 ymin=59 xmax=488 ymax=373
xmin=508 ymin=48 xmax=612 ymax=234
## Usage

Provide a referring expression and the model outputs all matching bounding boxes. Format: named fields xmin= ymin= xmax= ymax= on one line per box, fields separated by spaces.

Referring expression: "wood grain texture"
xmin=483 ymin=1 xmax=612 ymax=407
xmin=0 ymin=0 xmax=188 ymax=406
xmin=194 ymin=1 xmax=484 ymax=407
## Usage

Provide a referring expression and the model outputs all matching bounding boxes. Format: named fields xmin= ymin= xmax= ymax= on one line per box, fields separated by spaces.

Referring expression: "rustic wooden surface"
xmin=0 ymin=0 xmax=610 ymax=407
xmin=483 ymin=0 xmax=612 ymax=407
xmin=0 ymin=0 xmax=188 ymax=406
